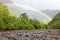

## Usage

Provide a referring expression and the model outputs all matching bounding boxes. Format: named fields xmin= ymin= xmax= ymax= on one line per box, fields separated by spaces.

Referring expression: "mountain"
xmin=7 ymin=5 xmax=51 ymax=23
xmin=43 ymin=9 xmax=60 ymax=18
xmin=48 ymin=12 xmax=60 ymax=29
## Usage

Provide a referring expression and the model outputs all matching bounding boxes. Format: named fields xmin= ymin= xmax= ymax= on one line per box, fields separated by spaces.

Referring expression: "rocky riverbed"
xmin=0 ymin=30 xmax=60 ymax=40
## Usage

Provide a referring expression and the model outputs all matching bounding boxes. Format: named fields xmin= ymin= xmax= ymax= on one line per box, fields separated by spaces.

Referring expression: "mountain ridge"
xmin=43 ymin=9 xmax=60 ymax=18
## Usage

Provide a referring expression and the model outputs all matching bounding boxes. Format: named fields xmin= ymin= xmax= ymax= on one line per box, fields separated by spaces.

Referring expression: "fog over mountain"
xmin=7 ymin=5 xmax=60 ymax=22
xmin=43 ymin=9 xmax=60 ymax=18
xmin=7 ymin=5 xmax=51 ymax=21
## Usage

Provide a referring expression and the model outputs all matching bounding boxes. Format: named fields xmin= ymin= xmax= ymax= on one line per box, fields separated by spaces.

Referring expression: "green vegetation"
xmin=48 ymin=12 xmax=60 ymax=29
xmin=0 ymin=2 xmax=60 ymax=30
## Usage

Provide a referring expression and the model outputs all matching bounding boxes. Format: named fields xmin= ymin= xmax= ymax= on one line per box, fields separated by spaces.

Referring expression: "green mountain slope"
xmin=48 ymin=12 xmax=60 ymax=29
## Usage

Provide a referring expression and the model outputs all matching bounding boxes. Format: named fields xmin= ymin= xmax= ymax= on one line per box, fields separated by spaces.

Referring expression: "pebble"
xmin=0 ymin=30 xmax=60 ymax=40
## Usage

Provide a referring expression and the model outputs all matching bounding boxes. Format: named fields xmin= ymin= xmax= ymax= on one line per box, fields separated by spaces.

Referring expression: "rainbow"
xmin=6 ymin=4 xmax=52 ymax=21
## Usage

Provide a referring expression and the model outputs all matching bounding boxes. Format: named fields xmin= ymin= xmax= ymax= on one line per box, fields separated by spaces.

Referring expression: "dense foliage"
xmin=0 ymin=2 xmax=48 ymax=30
xmin=48 ymin=12 xmax=60 ymax=29
xmin=0 ymin=2 xmax=60 ymax=30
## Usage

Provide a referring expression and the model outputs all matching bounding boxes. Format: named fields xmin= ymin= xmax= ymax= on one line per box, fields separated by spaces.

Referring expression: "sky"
xmin=13 ymin=0 xmax=60 ymax=10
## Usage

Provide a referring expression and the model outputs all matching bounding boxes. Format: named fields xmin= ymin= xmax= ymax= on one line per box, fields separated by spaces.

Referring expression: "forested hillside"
xmin=48 ymin=12 xmax=60 ymax=29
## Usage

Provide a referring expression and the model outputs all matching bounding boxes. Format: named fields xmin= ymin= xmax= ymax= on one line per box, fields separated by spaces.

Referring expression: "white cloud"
xmin=13 ymin=0 xmax=60 ymax=10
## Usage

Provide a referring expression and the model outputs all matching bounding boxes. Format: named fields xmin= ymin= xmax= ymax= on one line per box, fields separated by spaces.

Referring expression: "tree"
xmin=19 ymin=13 xmax=35 ymax=30
xmin=0 ymin=2 xmax=10 ymax=30
xmin=0 ymin=2 xmax=18 ymax=30
xmin=30 ymin=19 xmax=41 ymax=29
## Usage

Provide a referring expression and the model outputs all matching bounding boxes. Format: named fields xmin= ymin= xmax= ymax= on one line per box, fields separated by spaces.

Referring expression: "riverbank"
xmin=0 ymin=29 xmax=60 ymax=40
